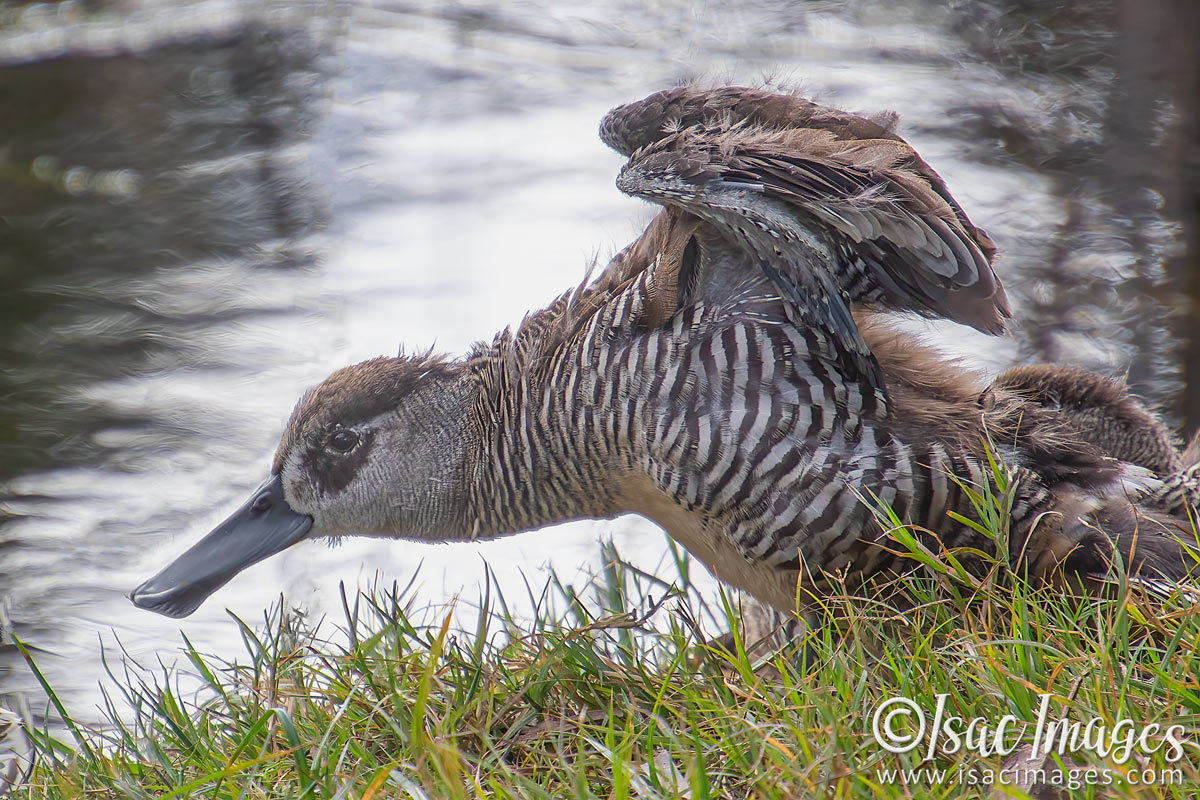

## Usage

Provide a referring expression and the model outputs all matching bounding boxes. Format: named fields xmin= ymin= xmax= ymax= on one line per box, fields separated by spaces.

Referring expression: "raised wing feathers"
xmin=601 ymin=88 xmax=1010 ymax=336
xmin=600 ymin=85 xmax=903 ymax=160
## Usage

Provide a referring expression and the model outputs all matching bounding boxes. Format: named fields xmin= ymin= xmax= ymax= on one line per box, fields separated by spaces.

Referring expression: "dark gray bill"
xmin=130 ymin=474 xmax=313 ymax=618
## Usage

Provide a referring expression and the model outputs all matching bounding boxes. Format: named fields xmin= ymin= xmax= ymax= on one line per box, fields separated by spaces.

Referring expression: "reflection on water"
xmin=0 ymin=5 xmax=337 ymax=720
xmin=0 ymin=0 xmax=1195 ymax=725
xmin=932 ymin=0 xmax=1191 ymax=406
xmin=0 ymin=31 xmax=324 ymax=481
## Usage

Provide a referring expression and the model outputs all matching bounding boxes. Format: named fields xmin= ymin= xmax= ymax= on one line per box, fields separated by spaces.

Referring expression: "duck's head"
xmin=130 ymin=353 xmax=468 ymax=619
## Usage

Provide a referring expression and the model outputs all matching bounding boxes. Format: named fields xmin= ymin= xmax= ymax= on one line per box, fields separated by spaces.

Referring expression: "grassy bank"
xmin=9 ymin=526 xmax=1200 ymax=798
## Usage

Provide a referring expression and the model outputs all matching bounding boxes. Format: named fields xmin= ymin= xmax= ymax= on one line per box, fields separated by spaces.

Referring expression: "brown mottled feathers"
xmin=582 ymin=209 xmax=701 ymax=329
xmin=634 ymin=211 xmax=703 ymax=330
xmin=599 ymin=85 xmax=982 ymax=250
xmin=993 ymin=364 xmax=1183 ymax=475
xmin=855 ymin=322 xmax=1198 ymax=581
xmin=497 ymin=210 xmax=700 ymax=378
xmin=600 ymin=86 xmax=906 ymax=160
xmin=853 ymin=315 xmax=1123 ymax=493
xmin=601 ymin=86 xmax=1009 ymax=336
xmin=1185 ymin=431 xmax=1200 ymax=468
xmin=1020 ymin=498 xmax=1199 ymax=585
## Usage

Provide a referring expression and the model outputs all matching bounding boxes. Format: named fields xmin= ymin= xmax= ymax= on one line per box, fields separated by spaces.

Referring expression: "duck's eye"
xmin=328 ymin=429 xmax=359 ymax=454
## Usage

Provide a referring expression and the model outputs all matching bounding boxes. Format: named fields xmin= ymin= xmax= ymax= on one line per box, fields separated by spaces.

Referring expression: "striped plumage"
xmin=130 ymin=87 xmax=1199 ymax=622
xmin=456 ymin=209 xmax=1196 ymax=610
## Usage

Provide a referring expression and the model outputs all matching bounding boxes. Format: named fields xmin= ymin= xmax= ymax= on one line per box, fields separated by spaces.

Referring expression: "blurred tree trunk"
xmin=1168 ymin=0 xmax=1200 ymax=437
xmin=1107 ymin=0 xmax=1200 ymax=436
xmin=1109 ymin=0 xmax=1169 ymax=401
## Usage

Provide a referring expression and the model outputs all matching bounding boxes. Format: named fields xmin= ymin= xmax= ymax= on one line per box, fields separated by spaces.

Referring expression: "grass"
xmin=8 ymin=486 xmax=1200 ymax=798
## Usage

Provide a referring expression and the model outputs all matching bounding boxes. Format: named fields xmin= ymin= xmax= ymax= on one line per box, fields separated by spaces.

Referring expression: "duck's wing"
xmin=607 ymin=130 xmax=895 ymax=398
xmin=600 ymin=86 xmax=907 ymax=161
xmin=600 ymin=87 xmax=1009 ymax=336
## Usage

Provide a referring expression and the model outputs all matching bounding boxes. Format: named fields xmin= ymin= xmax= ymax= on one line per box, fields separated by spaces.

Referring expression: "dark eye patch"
xmin=306 ymin=429 xmax=376 ymax=496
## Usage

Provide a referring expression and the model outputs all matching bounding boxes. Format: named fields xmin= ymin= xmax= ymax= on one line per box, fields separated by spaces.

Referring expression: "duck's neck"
xmin=408 ymin=369 xmax=622 ymax=542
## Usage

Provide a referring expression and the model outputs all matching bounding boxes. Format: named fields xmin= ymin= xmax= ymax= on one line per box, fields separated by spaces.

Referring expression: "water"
xmin=0 ymin=0 xmax=1192 ymax=726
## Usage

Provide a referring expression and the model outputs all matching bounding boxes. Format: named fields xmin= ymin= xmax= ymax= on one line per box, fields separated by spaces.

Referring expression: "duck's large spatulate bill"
xmin=130 ymin=474 xmax=312 ymax=618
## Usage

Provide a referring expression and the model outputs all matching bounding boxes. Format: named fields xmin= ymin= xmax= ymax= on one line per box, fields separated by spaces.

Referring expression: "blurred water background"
xmin=1 ymin=0 xmax=1197 ymax=727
